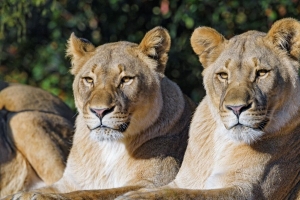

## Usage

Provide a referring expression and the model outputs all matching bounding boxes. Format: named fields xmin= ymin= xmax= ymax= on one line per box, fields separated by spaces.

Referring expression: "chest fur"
xmin=203 ymin=125 xmax=266 ymax=190
xmin=67 ymin=140 xmax=132 ymax=190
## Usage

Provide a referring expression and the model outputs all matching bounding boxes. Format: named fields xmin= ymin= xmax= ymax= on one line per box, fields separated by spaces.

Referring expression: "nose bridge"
xmin=224 ymin=84 xmax=252 ymax=106
xmin=89 ymin=84 xmax=114 ymax=108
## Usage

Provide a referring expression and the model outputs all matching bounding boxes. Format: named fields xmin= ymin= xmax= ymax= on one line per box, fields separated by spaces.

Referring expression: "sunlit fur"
xmin=0 ymin=82 xmax=74 ymax=198
xmin=120 ymin=18 xmax=300 ymax=200
xmin=5 ymin=27 xmax=195 ymax=199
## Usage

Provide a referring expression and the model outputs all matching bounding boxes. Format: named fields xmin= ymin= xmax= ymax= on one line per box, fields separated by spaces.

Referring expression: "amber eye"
xmin=256 ymin=69 xmax=269 ymax=77
xmin=83 ymin=77 xmax=93 ymax=84
xmin=218 ymin=72 xmax=228 ymax=80
xmin=120 ymin=76 xmax=134 ymax=87
xmin=122 ymin=76 xmax=132 ymax=83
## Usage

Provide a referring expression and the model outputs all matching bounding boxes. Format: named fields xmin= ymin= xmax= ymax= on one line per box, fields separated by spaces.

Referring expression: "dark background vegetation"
xmin=1 ymin=0 xmax=300 ymax=109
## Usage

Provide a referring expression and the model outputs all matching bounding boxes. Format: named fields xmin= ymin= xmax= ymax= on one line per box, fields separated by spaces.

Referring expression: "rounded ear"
xmin=138 ymin=26 xmax=171 ymax=73
xmin=265 ymin=18 xmax=300 ymax=61
xmin=191 ymin=27 xmax=226 ymax=68
xmin=66 ymin=33 xmax=96 ymax=75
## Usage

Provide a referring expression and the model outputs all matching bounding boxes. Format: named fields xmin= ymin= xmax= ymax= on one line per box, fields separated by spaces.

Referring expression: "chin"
xmin=90 ymin=128 xmax=124 ymax=142
xmin=228 ymin=125 xmax=264 ymax=144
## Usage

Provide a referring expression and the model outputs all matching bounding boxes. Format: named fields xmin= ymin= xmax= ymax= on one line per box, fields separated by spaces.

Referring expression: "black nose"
xmin=90 ymin=106 xmax=115 ymax=118
xmin=226 ymin=103 xmax=251 ymax=116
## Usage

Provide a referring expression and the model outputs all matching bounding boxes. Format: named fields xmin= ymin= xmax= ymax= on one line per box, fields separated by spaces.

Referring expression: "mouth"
xmin=230 ymin=123 xmax=245 ymax=131
xmin=231 ymin=121 xmax=267 ymax=131
xmin=89 ymin=122 xmax=130 ymax=132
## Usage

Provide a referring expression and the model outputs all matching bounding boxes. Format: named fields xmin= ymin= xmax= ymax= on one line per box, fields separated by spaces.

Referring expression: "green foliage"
xmin=1 ymin=0 xmax=300 ymax=109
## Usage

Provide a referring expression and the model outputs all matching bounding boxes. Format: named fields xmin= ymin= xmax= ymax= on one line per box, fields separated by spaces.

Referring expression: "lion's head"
xmin=67 ymin=27 xmax=171 ymax=141
xmin=191 ymin=18 xmax=300 ymax=144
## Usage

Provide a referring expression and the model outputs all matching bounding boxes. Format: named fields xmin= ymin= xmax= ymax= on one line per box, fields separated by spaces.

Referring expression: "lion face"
xmin=191 ymin=19 xmax=300 ymax=144
xmin=73 ymin=44 xmax=162 ymax=141
xmin=67 ymin=27 xmax=171 ymax=141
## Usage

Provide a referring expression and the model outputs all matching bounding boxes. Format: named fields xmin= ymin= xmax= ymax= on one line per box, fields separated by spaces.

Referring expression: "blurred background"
xmin=1 ymin=0 xmax=299 ymax=109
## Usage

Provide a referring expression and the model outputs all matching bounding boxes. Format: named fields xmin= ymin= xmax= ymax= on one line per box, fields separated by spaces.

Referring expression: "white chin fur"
xmin=208 ymin=97 xmax=265 ymax=145
xmin=227 ymin=126 xmax=264 ymax=144
xmin=90 ymin=128 xmax=124 ymax=142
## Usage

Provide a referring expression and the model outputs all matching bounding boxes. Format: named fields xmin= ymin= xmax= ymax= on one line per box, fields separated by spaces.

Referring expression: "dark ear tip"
xmin=70 ymin=32 xmax=91 ymax=44
xmin=79 ymin=37 xmax=92 ymax=44
xmin=158 ymin=26 xmax=170 ymax=38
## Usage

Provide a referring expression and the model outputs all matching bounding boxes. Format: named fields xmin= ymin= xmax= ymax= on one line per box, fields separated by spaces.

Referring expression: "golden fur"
xmin=120 ymin=18 xmax=300 ymax=199
xmin=0 ymin=81 xmax=74 ymax=198
xmin=5 ymin=27 xmax=195 ymax=199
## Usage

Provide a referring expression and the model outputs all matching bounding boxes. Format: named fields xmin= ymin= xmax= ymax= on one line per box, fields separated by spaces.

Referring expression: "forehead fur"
xmin=87 ymin=42 xmax=138 ymax=66
xmin=78 ymin=41 xmax=154 ymax=74
xmin=217 ymin=31 xmax=270 ymax=62
xmin=191 ymin=18 xmax=300 ymax=70
xmin=207 ymin=30 xmax=297 ymax=84
xmin=67 ymin=26 xmax=171 ymax=75
xmin=95 ymin=41 xmax=137 ymax=54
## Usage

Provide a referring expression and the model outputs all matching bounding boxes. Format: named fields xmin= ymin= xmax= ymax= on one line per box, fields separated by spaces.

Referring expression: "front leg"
xmin=56 ymin=186 xmax=143 ymax=200
xmin=2 ymin=192 xmax=66 ymax=200
xmin=1 ymin=180 xmax=70 ymax=200
xmin=117 ymin=187 xmax=248 ymax=200
xmin=2 ymin=186 xmax=143 ymax=200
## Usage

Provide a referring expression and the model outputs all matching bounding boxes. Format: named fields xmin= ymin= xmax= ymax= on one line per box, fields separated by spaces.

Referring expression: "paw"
xmin=2 ymin=192 xmax=63 ymax=200
xmin=115 ymin=188 xmax=162 ymax=200
xmin=2 ymin=192 xmax=37 ymax=200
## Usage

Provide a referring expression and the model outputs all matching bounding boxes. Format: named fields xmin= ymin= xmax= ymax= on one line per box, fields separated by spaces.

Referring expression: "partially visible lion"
xmin=120 ymin=18 xmax=300 ymax=199
xmin=5 ymin=26 xmax=195 ymax=199
xmin=0 ymin=81 xmax=74 ymax=198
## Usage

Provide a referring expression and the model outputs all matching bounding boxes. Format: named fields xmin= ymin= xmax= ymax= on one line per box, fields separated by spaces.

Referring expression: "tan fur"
xmin=0 ymin=82 xmax=74 ymax=198
xmin=5 ymin=27 xmax=195 ymax=199
xmin=120 ymin=18 xmax=300 ymax=200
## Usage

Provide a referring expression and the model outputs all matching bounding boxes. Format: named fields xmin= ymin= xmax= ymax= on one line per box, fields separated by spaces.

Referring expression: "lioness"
xmin=0 ymin=81 xmax=74 ymax=198
xmin=5 ymin=27 xmax=195 ymax=199
xmin=120 ymin=18 xmax=300 ymax=199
